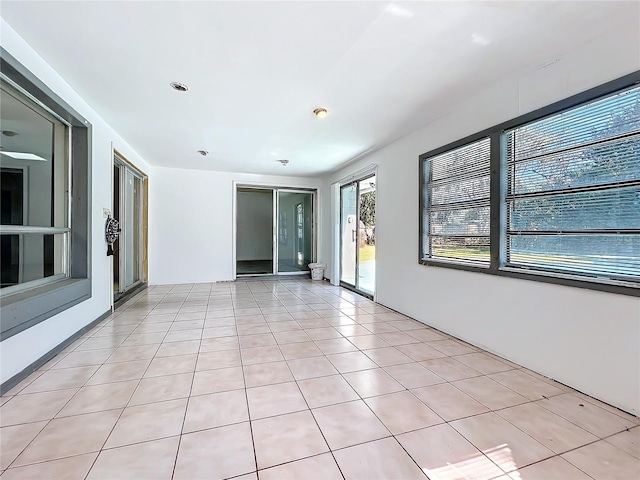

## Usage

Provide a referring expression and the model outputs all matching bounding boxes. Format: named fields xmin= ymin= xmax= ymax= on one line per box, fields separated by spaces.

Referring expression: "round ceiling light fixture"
xmin=2 ymin=130 xmax=18 ymax=137
xmin=170 ymin=82 xmax=189 ymax=92
xmin=278 ymin=159 xmax=289 ymax=166
xmin=197 ymin=150 xmax=209 ymax=156
xmin=313 ymin=108 xmax=328 ymax=118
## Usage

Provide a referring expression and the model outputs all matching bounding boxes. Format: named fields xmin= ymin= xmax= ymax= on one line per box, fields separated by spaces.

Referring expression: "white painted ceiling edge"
xmin=1 ymin=1 xmax=637 ymax=176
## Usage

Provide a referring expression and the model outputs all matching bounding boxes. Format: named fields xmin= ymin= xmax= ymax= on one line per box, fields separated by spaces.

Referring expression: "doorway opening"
xmin=340 ymin=173 xmax=376 ymax=297
xmin=113 ymin=152 xmax=148 ymax=305
xmin=236 ymin=188 xmax=273 ymax=275
xmin=235 ymin=186 xmax=315 ymax=277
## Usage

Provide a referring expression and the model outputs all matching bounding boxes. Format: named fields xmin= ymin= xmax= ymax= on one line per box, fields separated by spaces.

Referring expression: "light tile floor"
xmin=1 ymin=279 xmax=638 ymax=479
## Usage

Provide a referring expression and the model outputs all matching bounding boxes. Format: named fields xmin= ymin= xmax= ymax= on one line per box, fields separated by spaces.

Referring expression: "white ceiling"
xmin=1 ymin=1 xmax=636 ymax=176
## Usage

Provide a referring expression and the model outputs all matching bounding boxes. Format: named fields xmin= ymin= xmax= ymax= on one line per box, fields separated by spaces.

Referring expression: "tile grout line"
xmin=171 ymin=282 xmax=201 ymax=480
xmin=3 ymin=280 xmax=638 ymax=477
xmin=254 ymin=281 xmax=347 ymax=479
xmin=4 ymin=288 xmax=166 ymax=473
xmin=83 ymin=285 xmax=179 ymax=478
xmin=243 ymin=284 xmax=267 ymax=479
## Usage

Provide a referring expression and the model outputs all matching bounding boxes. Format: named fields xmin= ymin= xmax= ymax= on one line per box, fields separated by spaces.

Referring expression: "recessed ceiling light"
xmin=313 ymin=108 xmax=328 ymax=118
xmin=197 ymin=150 xmax=209 ymax=156
xmin=170 ymin=82 xmax=189 ymax=92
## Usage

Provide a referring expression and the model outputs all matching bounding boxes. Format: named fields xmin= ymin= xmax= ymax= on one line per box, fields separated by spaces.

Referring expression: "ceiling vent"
xmin=170 ymin=82 xmax=189 ymax=92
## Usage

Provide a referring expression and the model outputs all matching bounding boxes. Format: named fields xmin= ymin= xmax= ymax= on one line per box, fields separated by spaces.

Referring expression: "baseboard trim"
xmin=0 ymin=309 xmax=112 ymax=395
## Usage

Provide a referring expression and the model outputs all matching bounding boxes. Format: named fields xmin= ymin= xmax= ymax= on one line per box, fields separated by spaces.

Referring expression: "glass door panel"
xmin=124 ymin=169 xmax=141 ymax=289
xmin=340 ymin=183 xmax=357 ymax=286
xmin=113 ymin=164 xmax=120 ymax=293
xmin=340 ymin=175 xmax=376 ymax=296
xmin=357 ymin=175 xmax=376 ymax=295
xmin=277 ymin=191 xmax=313 ymax=273
xmin=114 ymin=159 xmax=143 ymax=301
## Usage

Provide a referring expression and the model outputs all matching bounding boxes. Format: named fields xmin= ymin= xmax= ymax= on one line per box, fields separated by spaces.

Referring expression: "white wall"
xmin=0 ymin=20 xmax=152 ymax=385
xmin=149 ymin=168 xmax=320 ymax=285
xmin=236 ymin=190 xmax=273 ymax=261
xmin=320 ymin=23 xmax=640 ymax=415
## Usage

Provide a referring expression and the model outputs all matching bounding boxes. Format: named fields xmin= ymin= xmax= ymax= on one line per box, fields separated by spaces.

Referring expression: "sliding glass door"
xmin=277 ymin=191 xmax=313 ymax=273
xmin=236 ymin=187 xmax=315 ymax=276
xmin=340 ymin=183 xmax=357 ymax=287
xmin=340 ymin=174 xmax=376 ymax=296
xmin=114 ymin=158 xmax=144 ymax=299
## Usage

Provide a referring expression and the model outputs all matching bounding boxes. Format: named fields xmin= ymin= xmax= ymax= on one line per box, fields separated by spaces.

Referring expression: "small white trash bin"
xmin=309 ymin=263 xmax=326 ymax=281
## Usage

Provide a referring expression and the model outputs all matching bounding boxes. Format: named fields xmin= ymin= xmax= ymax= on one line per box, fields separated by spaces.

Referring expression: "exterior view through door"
xmin=236 ymin=186 xmax=315 ymax=276
xmin=340 ymin=174 xmax=376 ymax=296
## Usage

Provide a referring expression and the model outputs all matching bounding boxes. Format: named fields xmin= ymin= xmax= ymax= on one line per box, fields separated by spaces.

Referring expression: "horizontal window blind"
xmin=423 ymin=137 xmax=491 ymax=265
xmin=505 ymin=85 xmax=640 ymax=282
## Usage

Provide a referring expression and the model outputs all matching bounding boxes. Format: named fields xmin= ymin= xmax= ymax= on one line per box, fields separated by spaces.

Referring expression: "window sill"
xmin=0 ymin=278 xmax=91 ymax=340
xmin=419 ymin=258 xmax=639 ymax=297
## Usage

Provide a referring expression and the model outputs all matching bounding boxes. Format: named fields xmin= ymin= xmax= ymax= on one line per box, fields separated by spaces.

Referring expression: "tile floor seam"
xmin=5 ymin=280 xmax=638 ymax=480
xmin=241 ymin=289 xmax=286 ymax=478
xmin=3 ymin=382 xmax=109 ymax=468
xmin=303 ymin=336 xmax=421 ymax=455
xmin=4 ymin=450 xmax=103 ymax=476
xmin=359 ymin=386 xmax=440 ymax=433
xmin=531 ymin=396 xmax=637 ymax=440
xmin=445 ymin=417 xmax=541 ymax=476
xmin=491 ymin=401 xmax=611 ymax=448
xmin=253 ymin=451 xmax=345 ymax=477
xmin=286 ymin=364 xmax=346 ymax=479
xmin=555 ymin=428 xmax=640 ymax=459
xmin=253 ymin=297 xmax=345 ymax=479
xmin=490 ymin=407 xmax=602 ymax=457
xmin=242 ymin=387 xmax=260 ymax=480
xmin=515 ymin=454 xmax=598 ymax=480
xmin=86 ymin=334 xmax=169 ymax=466
xmin=1 ymin=416 xmax=50 ymax=471
xmin=171 ymin=306 xmax=207 ymax=480
xmin=578 ymin=397 xmax=640 ymax=425
xmin=390 ymin=431 xmax=446 ymax=479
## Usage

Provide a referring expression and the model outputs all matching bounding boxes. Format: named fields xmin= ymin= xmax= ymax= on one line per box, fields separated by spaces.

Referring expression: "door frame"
xmin=333 ymin=164 xmax=377 ymax=299
xmin=233 ymin=182 xmax=317 ymax=279
xmin=111 ymin=147 xmax=149 ymax=307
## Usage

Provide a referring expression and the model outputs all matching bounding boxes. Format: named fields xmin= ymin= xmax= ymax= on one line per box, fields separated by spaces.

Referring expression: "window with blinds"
xmin=505 ymin=85 xmax=640 ymax=281
xmin=419 ymin=73 xmax=640 ymax=294
xmin=423 ymin=137 xmax=491 ymax=265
